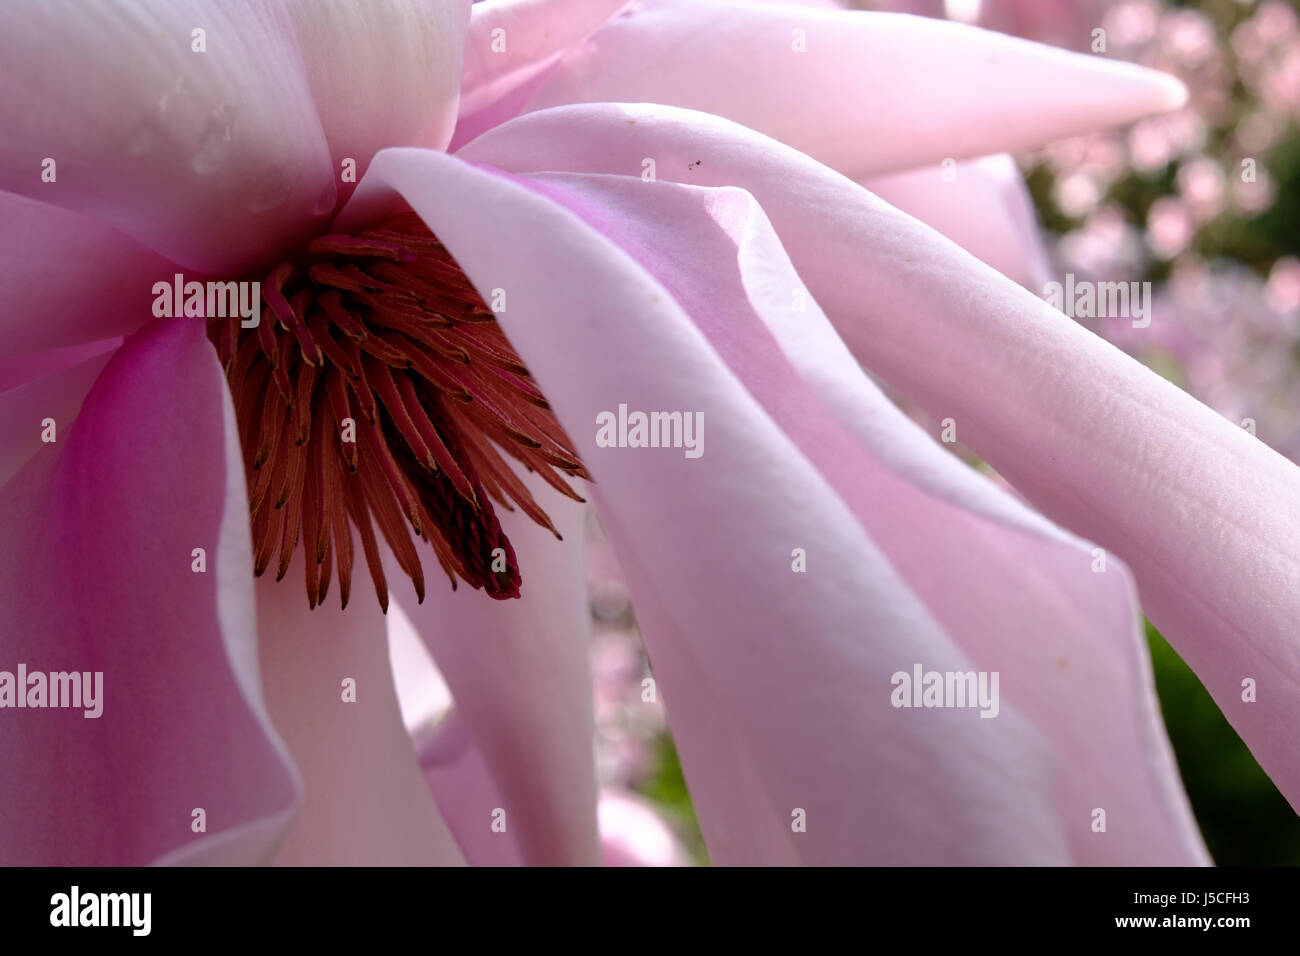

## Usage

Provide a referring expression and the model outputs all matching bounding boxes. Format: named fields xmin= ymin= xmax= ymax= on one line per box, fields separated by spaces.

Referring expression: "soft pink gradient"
xmin=3 ymin=0 xmax=1290 ymax=867
xmin=454 ymin=102 xmax=1300 ymax=820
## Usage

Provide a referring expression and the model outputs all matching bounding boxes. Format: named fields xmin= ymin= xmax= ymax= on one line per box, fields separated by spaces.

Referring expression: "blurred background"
xmin=582 ymin=0 xmax=1300 ymax=866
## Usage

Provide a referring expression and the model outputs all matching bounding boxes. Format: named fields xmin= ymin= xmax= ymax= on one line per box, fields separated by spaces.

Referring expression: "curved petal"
xmin=463 ymin=102 xmax=1300 ymax=817
xmin=284 ymin=0 xmax=471 ymax=203
xmin=862 ymin=154 xmax=1053 ymax=290
xmin=0 ymin=316 xmax=299 ymax=865
xmin=0 ymin=346 xmax=114 ymax=491
xmin=510 ymin=0 xmax=1186 ymax=178
xmin=0 ymin=0 xmax=335 ymax=274
xmin=451 ymin=0 xmax=632 ymax=149
xmin=340 ymin=147 xmax=1080 ymax=865
xmin=418 ymin=709 xmax=524 ymax=866
xmin=375 ymin=467 xmax=600 ymax=866
xmin=255 ymin=559 xmax=465 ymax=866
xmin=518 ymin=168 xmax=1205 ymax=864
xmin=0 ymin=191 xmax=180 ymax=361
xmin=0 ymin=338 xmax=121 ymax=394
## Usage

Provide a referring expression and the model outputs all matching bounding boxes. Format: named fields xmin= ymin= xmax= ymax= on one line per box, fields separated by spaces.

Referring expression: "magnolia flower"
xmin=2 ymin=0 xmax=1296 ymax=867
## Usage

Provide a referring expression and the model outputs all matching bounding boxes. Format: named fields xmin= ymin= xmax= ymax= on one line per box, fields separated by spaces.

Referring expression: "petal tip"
xmin=1155 ymin=72 xmax=1190 ymax=111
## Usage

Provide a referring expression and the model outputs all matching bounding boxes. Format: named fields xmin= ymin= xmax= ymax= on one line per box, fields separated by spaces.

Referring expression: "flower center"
xmin=208 ymin=211 xmax=588 ymax=611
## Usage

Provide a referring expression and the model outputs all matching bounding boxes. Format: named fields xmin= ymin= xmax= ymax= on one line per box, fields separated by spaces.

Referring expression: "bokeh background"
xmin=580 ymin=0 xmax=1300 ymax=866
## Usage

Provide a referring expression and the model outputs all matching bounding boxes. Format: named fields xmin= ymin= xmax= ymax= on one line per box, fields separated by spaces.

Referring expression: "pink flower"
xmin=1146 ymin=195 xmax=1195 ymax=259
xmin=2 ymin=0 xmax=1294 ymax=867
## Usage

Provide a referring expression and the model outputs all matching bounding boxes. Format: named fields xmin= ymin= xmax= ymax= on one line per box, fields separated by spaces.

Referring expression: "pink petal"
xmin=0 ymin=0 xmax=336 ymax=274
xmin=255 ymin=560 xmax=465 ymax=866
xmin=511 ymin=0 xmax=1186 ymax=178
xmin=524 ymin=168 xmax=1205 ymax=864
xmin=0 ymin=339 xmax=121 ymax=395
xmin=451 ymin=0 xmax=631 ymax=150
xmin=341 ymin=147 xmax=1094 ymax=864
xmin=372 ymin=468 xmax=600 ymax=866
xmin=283 ymin=0 xmax=472 ymax=205
xmin=862 ymin=154 xmax=1053 ymax=290
xmin=418 ymin=709 xmax=524 ymax=866
xmin=466 ymin=102 xmax=1300 ymax=818
xmin=0 ymin=192 xmax=179 ymax=362
xmin=0 ymin=346 xmax=114 ymax=491
xmin=0 ymin=316 xmax=298 ymax=865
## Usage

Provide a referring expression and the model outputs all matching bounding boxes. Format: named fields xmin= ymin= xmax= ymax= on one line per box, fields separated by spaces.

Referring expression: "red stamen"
xmin=209 ymin=209 xmax=586 ymax=610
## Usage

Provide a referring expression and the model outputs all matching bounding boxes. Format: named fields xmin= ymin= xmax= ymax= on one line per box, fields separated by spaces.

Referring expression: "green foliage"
xmin=1197 ymin=128 xmax=1300 ymax=268
xmin=1145 ymin=620 xmax=1300 ymax=865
